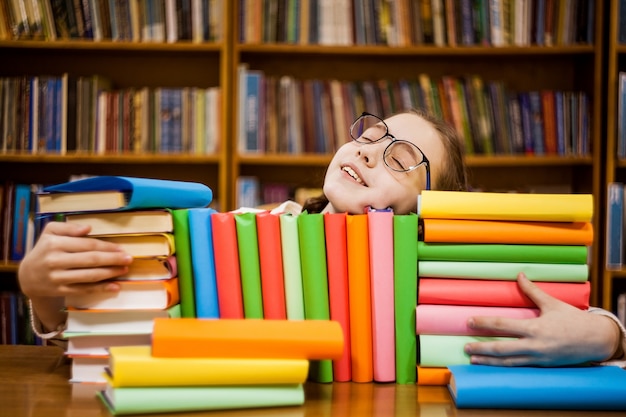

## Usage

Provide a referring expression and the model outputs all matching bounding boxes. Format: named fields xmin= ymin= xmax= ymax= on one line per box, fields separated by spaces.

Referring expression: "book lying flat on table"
xmin=106 ymin=346 xmax=309 ymax=387
xmin=117 ymin=256 xmax=177 ymax=281
xmin=64 ymin=210 xmax=174 ymax=235
xmin=97 ymin=233 xmax=175 ymax=258
xmin=65 ymin=277 xmax=179 ymax=310
xmin=37 ymin=176 xmax=213 ymax=214
xmin=65 ymin=304 xmax=181 ymax=334
xmin=448 ymin=364 xmax=626 ymax=410
xmin=98 ymin=383 xmax=305 ymax=416
xmin=66 ymin=333 xmax=153 ymax=357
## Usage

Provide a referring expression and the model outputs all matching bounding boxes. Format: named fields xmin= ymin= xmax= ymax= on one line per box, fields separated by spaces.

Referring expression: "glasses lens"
xmin=350 ymin=115 xmax=386 ymax=142
xmin=384 ymin=141 xmax=424 ymax=172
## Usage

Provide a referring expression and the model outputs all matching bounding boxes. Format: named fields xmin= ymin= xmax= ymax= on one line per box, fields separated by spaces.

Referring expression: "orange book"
xmin=422 ymin=219 xmax=593 ymax=246
xmin=417 ymin=366 xmax=451 ymax=386
xmin=151 ymin=318 xmax=344 ymax=360
xmin=256 ymin=211 xmax=287 ymax=319
xmin=346 ymin=214 xmax=373 ymax=383
xmin=210 ymin=212 xmax=244 ymax=319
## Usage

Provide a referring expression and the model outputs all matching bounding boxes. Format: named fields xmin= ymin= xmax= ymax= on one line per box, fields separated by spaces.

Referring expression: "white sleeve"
xmin=588 ymin=307 xmax=626 ymax=368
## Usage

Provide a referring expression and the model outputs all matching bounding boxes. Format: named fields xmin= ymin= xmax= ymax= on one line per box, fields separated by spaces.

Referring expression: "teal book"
xmin=234 ymin=212 xmax=264 ymax=319
xmin=297 ymin=212 xmax=332 ymax=383
xmin=188 ymin=207 xmax=219 ymax=318
xmin=417 ymin=242 xmax=588 ymax=264
xmin=393 ymin=214 xmax=418 ymax=384
xmin=417 ymin=261 xmax=588 ymax=282
xmin=172 ymin=209 xmax=195 ymax=317
xmin=38 ymin=176 xmax=213 ymax=214
xmin=448 ymin=365 xmax=626 ymax=410
xmin=98 ymin=383 xmax=305 ymax=415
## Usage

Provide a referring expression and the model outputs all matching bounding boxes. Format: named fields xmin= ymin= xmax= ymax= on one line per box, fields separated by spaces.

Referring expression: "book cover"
xmin=234 ymin=212 xmax=264 ymax=319
xmin=419 ymin=334 xmax=514 ymax=367
xmin=415 ymin=304 xmax=540 ymax=336
xmin=279 ymin=213 xmax=305 ymax=320
xmin=417 ymin=278 xmax=590 ymax=309
xmin=448 ymin=364 xmax=626 ymax=410
xmin=151 ymin=318 xmax=344 ymax=360
xmin=38 ymin=175 xmax=213 ymax=214
xmin=97 ymin=233 xmax=175 ymax=258
xmin=106 ymin=345 xmax=309 ymax=387
xmin=256 ymin=211 xmax=287 ymax=320
xmin=210 ymin=211 xmax=244 ymax=319
xmin=417 ymin=190 xmax=593 ymax=222
xmin=171 ymin=209 xmax=195 ymax=317
xmin=297 ymin=212 xmax=333 ymax=383
xmin=421 ymin=218 xmax=594 ymax=246
xmin=188 ymin=207 xmax=219 ymax=318
xmin=367 ymin=209 xmax=395 ymax=382
xmin=346 ymin=214 xmax=373 ymax=383
xmin=417 ymin=261 xmax=589 ymax=282
xmin=393 ymin=213 xmax=418 ymax=384
xmin=65 ymin=277 xmax=179 ymax=310
xmin=64 ymin=209 xmax=174 ymax=235
xmin=323 ymin=212 xmax=351 ymax=382
xmin=417 ymin=242 xmax=588 ymax=264
xmin=98 ymin=383 xmax=305 ymax=415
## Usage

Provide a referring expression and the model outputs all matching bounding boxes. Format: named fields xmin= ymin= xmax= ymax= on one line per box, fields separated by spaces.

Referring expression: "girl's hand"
xmin=464 ymin=273 xmax=621 ymax=366
xmin=18 ymin=221 xmax=133 ymax=299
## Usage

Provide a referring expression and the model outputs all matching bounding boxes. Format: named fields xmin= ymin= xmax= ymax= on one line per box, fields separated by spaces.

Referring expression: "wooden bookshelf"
xmin=231 ymin=1 xmax=604 ymax=306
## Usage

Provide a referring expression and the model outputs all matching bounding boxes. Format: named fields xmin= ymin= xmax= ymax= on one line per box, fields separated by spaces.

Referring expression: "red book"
xmin=210 ymin=212 xmax=244 ymax=318
xmin=323 ymin=212 xmax=351 ymax=382
xmin=418 ymin=278 xmax=590 ymax=309
xmin=256 ymin=211 xmax=287 ymax=320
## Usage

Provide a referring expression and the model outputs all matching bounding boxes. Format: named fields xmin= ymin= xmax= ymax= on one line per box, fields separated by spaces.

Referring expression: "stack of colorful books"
xmin=98 ymin=318 xmax=344 ymax=415
xmin=414 ymin=190 xmax=594 ymax=385
xmin=35 ymin=176 xmax=213 ymax=384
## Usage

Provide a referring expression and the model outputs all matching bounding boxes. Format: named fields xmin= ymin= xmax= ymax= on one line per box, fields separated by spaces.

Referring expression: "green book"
xmin=97 ymin=383 xmax=305 ymax=415
xmin=234 ymin=212 xmax=264 ymax=319
xmin=297 ymin=212 xmax=332 ymax=383
xmin=393 ymin=214 xmax=418 ymax=384
xmin=417 ymin=242 xmax=588 ymax=264
xmin=172 ymin=209 xmax=195 ymax=317
xmin=417 ymin=261 xmax=589 ymax=282
xmin=280 ymin=214 xmax=305 ymax=320
xmin=419 ymin=335 xmax=514 ymax=367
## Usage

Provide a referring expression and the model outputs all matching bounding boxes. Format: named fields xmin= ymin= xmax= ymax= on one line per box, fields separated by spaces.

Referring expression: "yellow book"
xmin=418 ymin=191 xmax=593 ymax=222
xmin=97 ymin=233 xmax=175 ymax=258
xmin=106 ymin=346 xmax=309 ymax=387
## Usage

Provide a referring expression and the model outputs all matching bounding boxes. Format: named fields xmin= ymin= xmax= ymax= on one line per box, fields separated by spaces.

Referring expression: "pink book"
xmin=415 ymin=304 xmax=540 ymax=336
xmin=367 ymin=209 xmax=395 ymax=382
xmin=210 ymin=212 xmax=244 ymax=318
xmin=323 ymin=212 xmax=351 ymax=382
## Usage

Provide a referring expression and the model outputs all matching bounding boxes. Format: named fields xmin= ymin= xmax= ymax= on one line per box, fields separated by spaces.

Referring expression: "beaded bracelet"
xmin=28 ymin=298 xmax=67 ymax=339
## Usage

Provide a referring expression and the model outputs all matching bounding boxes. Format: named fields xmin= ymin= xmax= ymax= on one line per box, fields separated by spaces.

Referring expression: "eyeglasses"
xmin=349 ymin=112 xmax=431 ymax=190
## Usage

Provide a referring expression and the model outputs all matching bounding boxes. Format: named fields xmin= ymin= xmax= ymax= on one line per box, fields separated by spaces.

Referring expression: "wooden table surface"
xmin=1 ymin=345 xmax=624 ymax=417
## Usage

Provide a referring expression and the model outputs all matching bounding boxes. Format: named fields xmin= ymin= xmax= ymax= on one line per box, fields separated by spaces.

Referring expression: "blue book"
xmin=38 ymin=176 xmax=213 ymax=214
xmin=10 ymin=184 xmax=31 ymax=261
xmin=188 ymin=208 xmax=219 ymax=318
xmin=448 ymin=364 xmax=626 ymax=410
xmin=606 ymin=182 xmax=624 ymax=269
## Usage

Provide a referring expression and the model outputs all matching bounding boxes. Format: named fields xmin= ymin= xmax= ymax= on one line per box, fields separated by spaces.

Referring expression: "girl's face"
xmin=323 ymin=113 xmax=446 ymax=214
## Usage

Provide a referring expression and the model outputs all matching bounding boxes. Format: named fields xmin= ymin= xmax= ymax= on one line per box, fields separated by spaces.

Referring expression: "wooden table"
xmin=1 ymin=345 xmax=624 ymax=417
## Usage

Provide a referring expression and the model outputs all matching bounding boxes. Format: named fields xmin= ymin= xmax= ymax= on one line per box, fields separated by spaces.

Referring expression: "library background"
xmin=0 ymin=0 xmax=624 ymax=345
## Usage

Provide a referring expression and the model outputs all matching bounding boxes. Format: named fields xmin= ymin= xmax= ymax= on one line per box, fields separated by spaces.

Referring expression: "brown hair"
xmin=302 ymin=108 xmax=469 ymax=213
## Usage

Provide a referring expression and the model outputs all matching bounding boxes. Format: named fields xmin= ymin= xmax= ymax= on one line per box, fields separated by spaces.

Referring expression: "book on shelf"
xmin=98 ymin=382 xmax=305 ymax=416
xmin=9 ymin=183 xmax=31 ymax=261
xmin=606 ymin=182 xmax=625 ymax=270
xmin=417 ymin=278 xmax=590 ymax=309
xmin=64 ymin=209 xmax=174 ymax=235
xmin=416 ymin=242 xmax=588 ymax=264
xmin=415 ymin=304 xmax=540 ymax=336
xmin=447 ymin=365 xmax=626 ymax=410
xmin=105 ymin=345 xmax=309 ymax=387
xmin=97 ymin=233 xmax=175 ymax=258
xmin=417 ymin=190 xmax=593 ymax=222
xmin=36 ymin=176 xmax=213 ymax=214
xmin=417 ymin=261 xmax=589 ymax=282
xmin=151 ymin=318 xmax=344 ymax=360
xmin=64 ymin=305 xmax=181 ymax=334
xmin=65 ymin=277 xmax=179 ymax=310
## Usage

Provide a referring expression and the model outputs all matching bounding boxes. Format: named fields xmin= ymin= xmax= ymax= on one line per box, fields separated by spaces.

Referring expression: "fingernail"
xmin=104 ymin=282 xmax=121 ymax=292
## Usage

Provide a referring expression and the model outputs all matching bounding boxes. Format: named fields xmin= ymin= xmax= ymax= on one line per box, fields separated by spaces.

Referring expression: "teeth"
xmin=342 ymin=166 xmax=363 ymax=184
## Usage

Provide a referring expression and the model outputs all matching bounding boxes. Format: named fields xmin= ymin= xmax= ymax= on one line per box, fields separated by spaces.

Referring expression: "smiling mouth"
xmin=342 ymin=166 xmax=367 ymax=186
